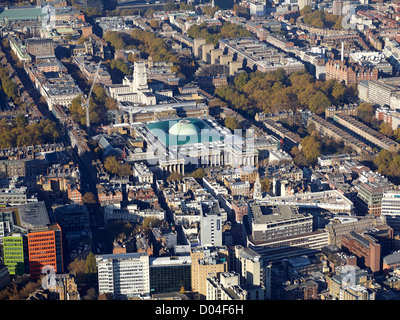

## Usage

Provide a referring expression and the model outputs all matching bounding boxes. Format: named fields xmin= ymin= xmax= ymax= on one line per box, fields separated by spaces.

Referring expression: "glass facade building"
xmin=3 ymin=233 xmax=27 ymax=275
xmin=149 ymin=262 xmax=191 ymax=294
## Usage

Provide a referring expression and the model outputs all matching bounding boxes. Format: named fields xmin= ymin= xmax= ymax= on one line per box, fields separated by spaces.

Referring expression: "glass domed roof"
xmin=168 ymin=119 xmax=200 ymax=136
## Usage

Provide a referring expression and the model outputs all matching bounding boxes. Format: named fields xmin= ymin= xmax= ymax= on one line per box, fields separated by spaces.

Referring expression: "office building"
xmin=233 ymin=245 xmax=270 ymax=299
xmin=132 ymin=162 xmax=154 ymax=184
xmin=326 ymin=58 xmax=378 ymax=86
xmin=324 ymin=215 xmax=388 ymax=247
xmin=218 ymin=38 xmax=304 ymax=74
xmin=326 ymin=265 xmax=375 ymax=300
xmin=382 ymin=251 xmax=400 ymax=274
xmin=200 ymin=200 xmax=223 ymax=247
xmin=15 ymin=202 xmax=64 ymax=279
xmin=356 ymin=180 xmax=393 ymax=216
xmin=2 ymin=233 xmax=27 ymax=275
xmin=149 ymin=255 xmax=191 ymax=294
xmin=107 ymin=61 xmax=157 ymax=105
xmin=259 ymin=190 xmax=354 ymax=215
xmin=53 ymin=204 xmax=90 ymax=235
xmin=341 ymin=226 xmax=394 ymax=273
xmin=247 ymin=204 xmax=313 ymax=242
xmin=0 ymin=209 xmax=14 ymax=244
xmin=381 ymin=190 xmax=400 ymax=234
xmin=249 ymin=2 xmax=266 ymax=16
xmin=25 ymin=38 xmax=55 ymax=60
xmin=96 ymin=252 xmax=150 ymax=299
xmin=358 ymin=77 xmax=400 ymax=108
xmin=190 ymin=246 xmax=229 ymax=299
xmin=206 ymin=272 xmax=249 ymax=300
xmin=298 ymin=0 xmax=312 ymax=10
xmin=0 ymin=266 xmax=10 ymax=291
xmin=27 ymin=224 xmax=64 ymax=279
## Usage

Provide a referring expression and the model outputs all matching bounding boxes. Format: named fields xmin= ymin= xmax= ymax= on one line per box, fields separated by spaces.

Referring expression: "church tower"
xmin=253 ymin=174 xmax=262 ymax=200
xmin=133 ymin=60 xmax=148 ymax=92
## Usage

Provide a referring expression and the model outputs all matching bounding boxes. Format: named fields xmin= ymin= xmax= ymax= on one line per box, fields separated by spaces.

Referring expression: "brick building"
xmin=326 ymin=58 xmax=378 ymax=85
xmin=341 ymin=226 xmax=394 ymax=273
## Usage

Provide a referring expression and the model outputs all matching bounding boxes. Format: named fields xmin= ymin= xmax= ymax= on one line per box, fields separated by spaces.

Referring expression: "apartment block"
xmin=332 ymin=113 xmax=400 ymax=151
xmin=326 ymin=58 xmax=378 ymax=85
xmin=190 ymin=246 xmax=229 ymax=299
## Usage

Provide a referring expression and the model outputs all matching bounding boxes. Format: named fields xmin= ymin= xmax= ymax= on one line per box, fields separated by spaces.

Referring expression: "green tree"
xmin=85 ymin=252 xmax=97 ymax=274
xmin=300 ymin=134 xmax=321 ymax=164
xmin=307 ymin=91 xmax=331 ymax=114
xmin=149 ymin=19 xmax=159 ymax=30
xmin=104 ymin=156 xmax=132 ymax=176
xmin=167 ymin=171 xmax=182 ymax=182
xmin=141 ymin=217 xmax=162 ymax=230
xmin=357 ymin=102 xmax=375 ymax=124
xmin=224 ymin=116 xmax=241 ymax=131
xmin=14 ymin=114 xmax=27 ymax=128
xmin=191 ymin=167 xmax=206 ymax=179
xmin=82 ymin=192 xmax=97 ymax=204
xmin=380 ymin=122 xmax=394 ymax=138
xmin=374 ymin=149 xmax=393 ymax=175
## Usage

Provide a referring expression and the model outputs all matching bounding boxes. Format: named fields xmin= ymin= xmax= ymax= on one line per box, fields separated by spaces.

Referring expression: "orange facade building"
xmin=27 ymin=224 xmax=64 ymax=279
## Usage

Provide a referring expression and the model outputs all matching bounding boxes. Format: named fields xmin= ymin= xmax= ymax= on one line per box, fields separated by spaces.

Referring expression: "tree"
xmin=191 ymin=167 xmax=206 ymax=179
xmin=300 ymin=134 xmax=321 ymax=164
xmin=215 ymin=69 xmax=353 ymax=117
xmin=380 ymin=122 xmax=394 ymax=138
xmin=85 ymin=252 xmax=97 ymax=274
xmin=149 ymin=19 xmax=159 ymax=30
xmin=224 ymin=116 xmax=241 ymax=131
xmin=68 ymin=257 xmax=86 ymax=275
xmin=104 ymin=156 xmax=132 ymax=176
xmin=167 ymin=171 xmax=182 ymax=182
xmin=105 ymin=156 xmax=121 ymax=174
xmin=83 ymin=287 xmax=98 ymax=300
xmin=374 ymin=149 xmax=393 ymax=174
xmin=357 ymin=102 xmax=375 ymax=124
xmin=300 ymin=5 xmax=312 ymax=15
xmin=307 ymin=91 xmax=331 ymax=114
xmin=109 ymin=58 xmax=130 ymax=76
xmin=82 ymin=192 xmax=96 ymax=204
xmin=14 ymin=114 xmax=27 ymax=128
xmin=141 ymin=217 xmax=162 ymax=230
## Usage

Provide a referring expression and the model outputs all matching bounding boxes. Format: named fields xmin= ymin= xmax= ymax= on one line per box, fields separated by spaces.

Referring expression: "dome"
xmin=168 ymin=119 xmax=200 ymax=136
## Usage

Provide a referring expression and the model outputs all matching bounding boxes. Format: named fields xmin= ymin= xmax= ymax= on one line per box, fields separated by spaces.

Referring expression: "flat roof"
xmin=16 ymin=201 xmax=50 ymax=229
xmin=0 ymin=6 xmax=45 ymax=21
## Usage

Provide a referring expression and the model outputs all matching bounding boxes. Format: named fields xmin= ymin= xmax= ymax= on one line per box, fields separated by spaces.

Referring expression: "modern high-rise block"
xmin=13 ymin=202 xmax=64 ymax=279
xmin=200 ymin=200 xmax=223 ymax=247
xmin=191 ymin=246 xmax=229 ymax=299
xmin=96 ymin=252 xmax=150 ymax=299
xmin=3 ymin=233 xmax=27 ymax=275
xmin=149 ymin=255 xmax=191 ymax=294
xmin=27 ymin=224 xmax=64 ymax=279
xmin=381 ymin=191 xmax=400 ymax=233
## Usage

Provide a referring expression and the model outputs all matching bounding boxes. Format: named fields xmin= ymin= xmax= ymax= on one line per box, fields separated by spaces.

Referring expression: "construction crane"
xmin=81 ymin=61 xmax=102 ymax=131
